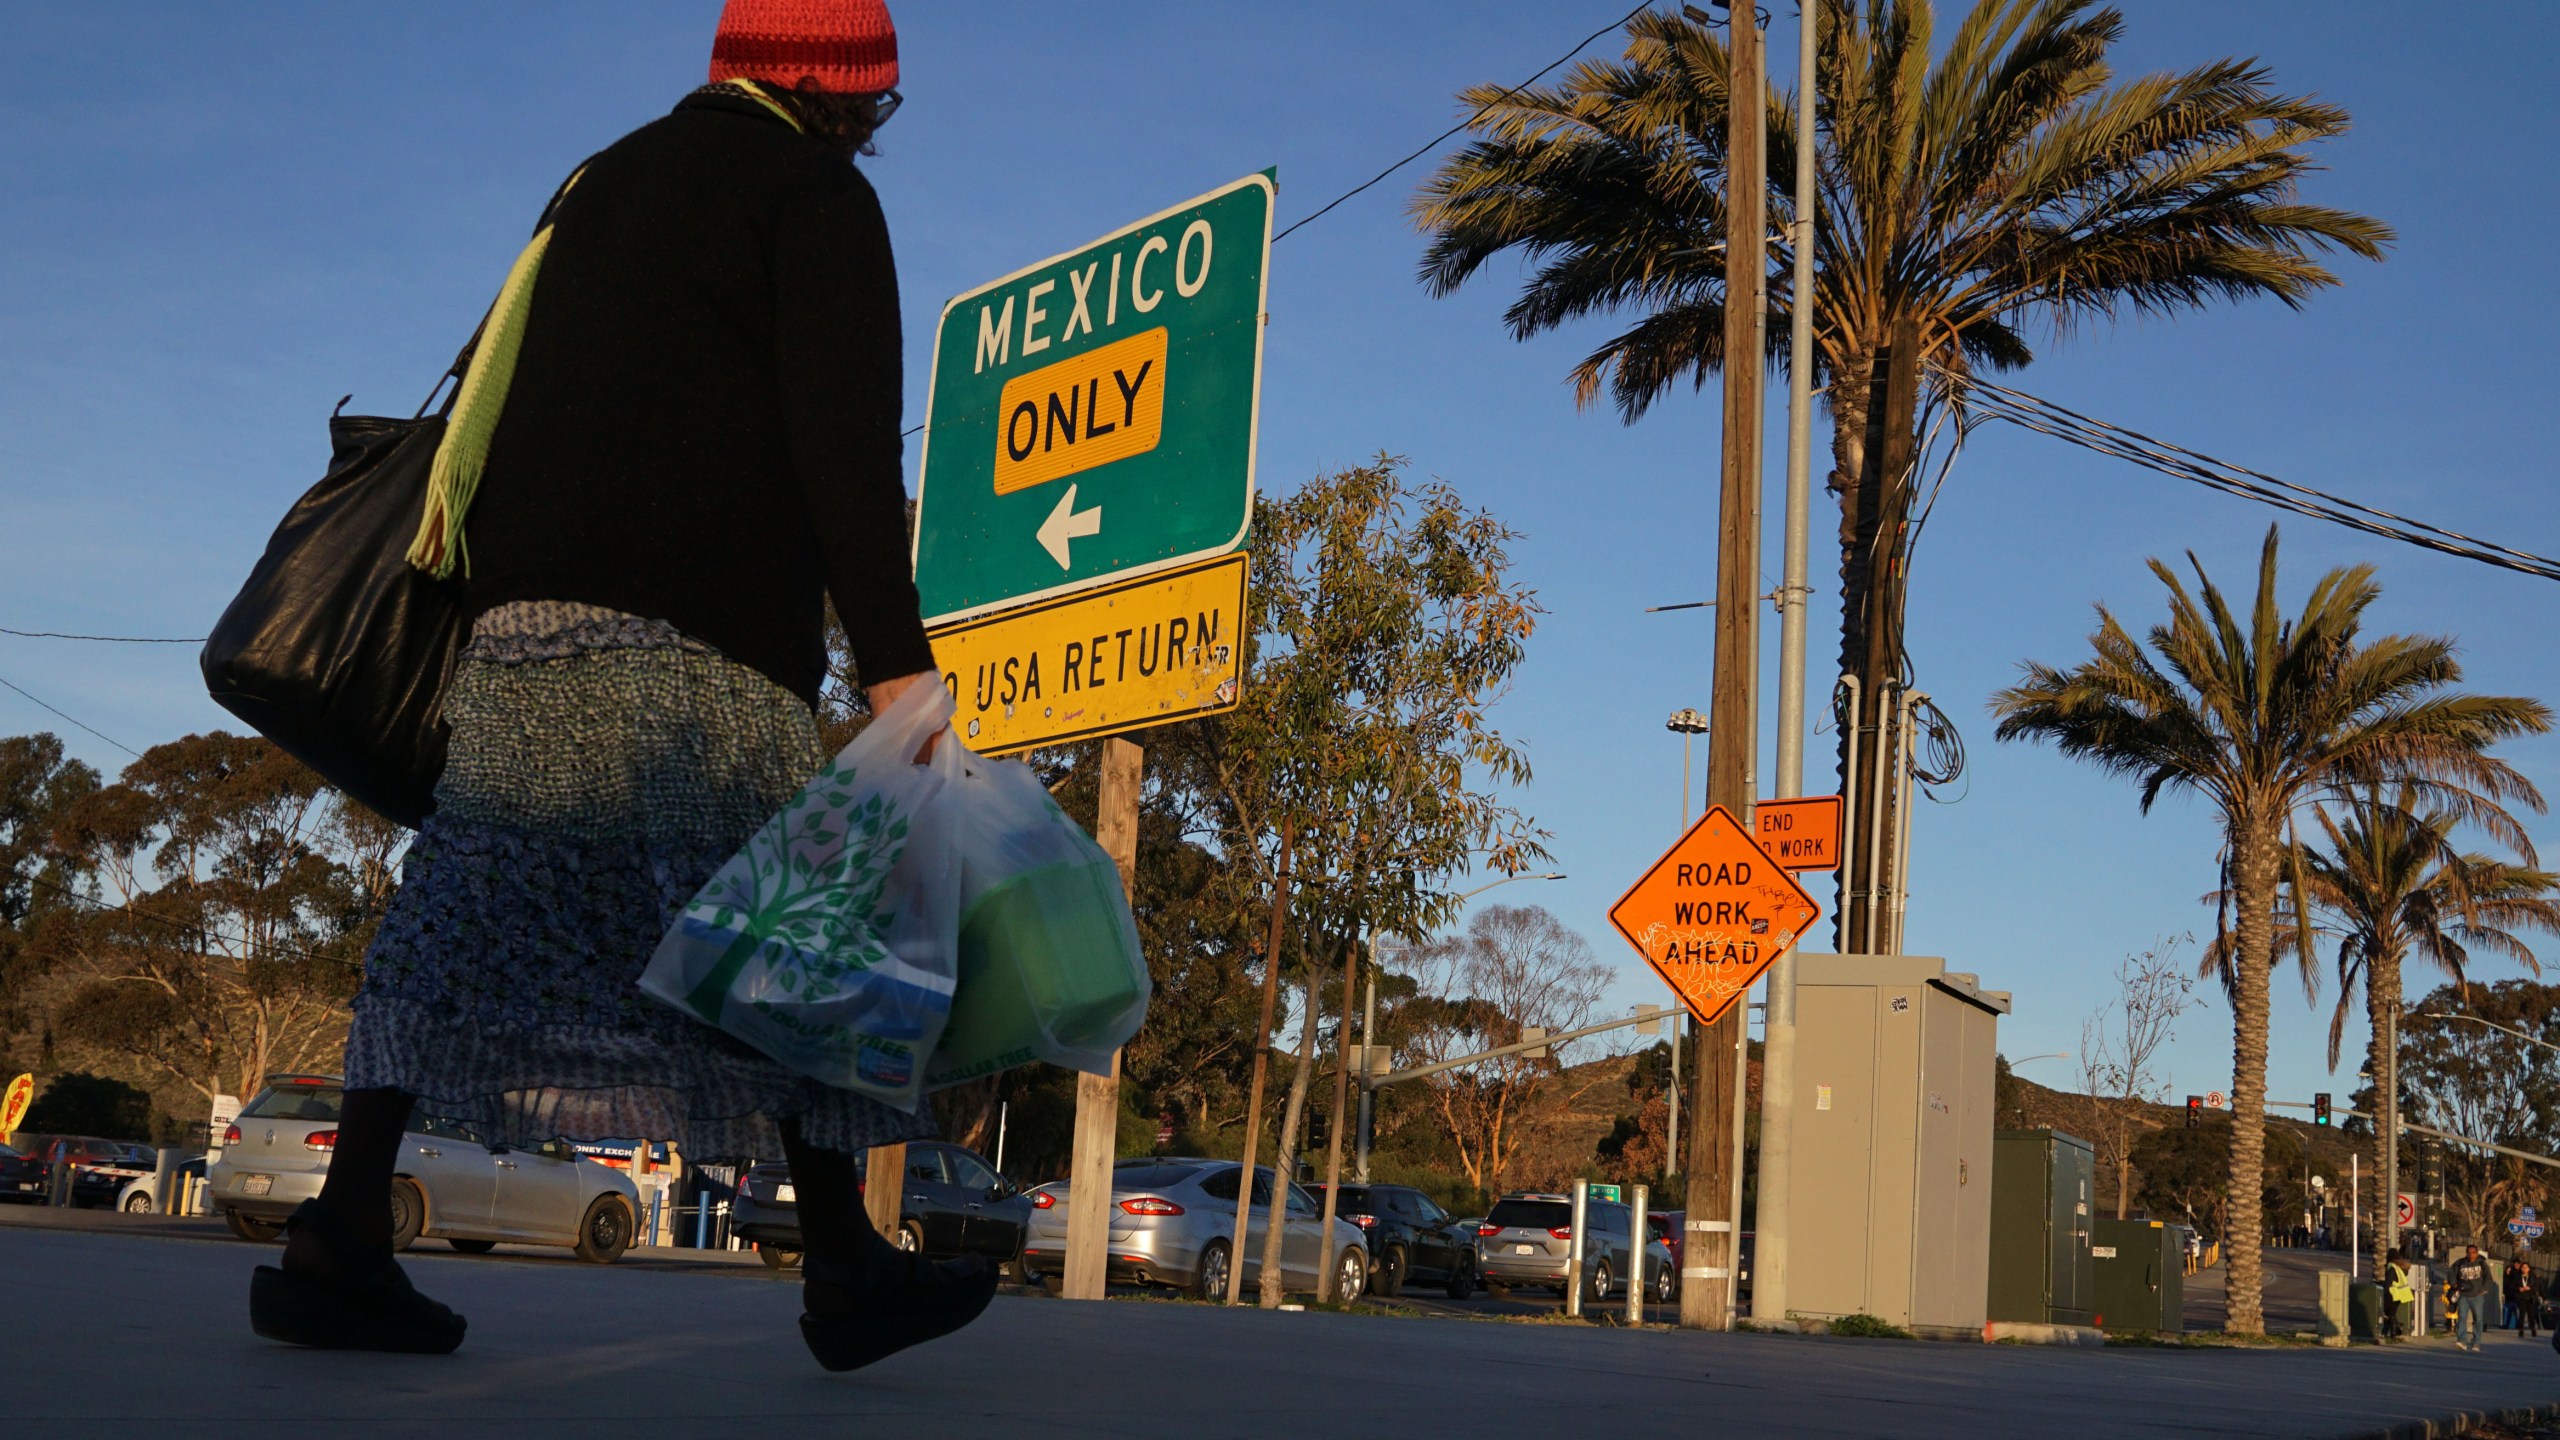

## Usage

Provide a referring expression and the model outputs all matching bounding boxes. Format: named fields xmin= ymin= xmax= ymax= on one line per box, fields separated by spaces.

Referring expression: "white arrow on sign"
xmin=1036 ymin=484 xmax=1103 ymax=569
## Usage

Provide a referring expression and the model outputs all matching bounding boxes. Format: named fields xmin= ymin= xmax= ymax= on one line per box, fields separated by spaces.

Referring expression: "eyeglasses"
xmin=872 ymin=89 xmax=903 ymax=128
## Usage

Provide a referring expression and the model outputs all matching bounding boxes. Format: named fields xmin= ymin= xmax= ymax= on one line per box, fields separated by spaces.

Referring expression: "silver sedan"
xmin=207 ymin=1074 xmax=641 ymax=1263
xmin=1019 ymin=1158 xmax=1369 ymax=1301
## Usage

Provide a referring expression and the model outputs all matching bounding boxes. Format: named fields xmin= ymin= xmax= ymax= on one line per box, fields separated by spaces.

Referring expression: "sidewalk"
xmin=11 ymin=1224 xmax=2557 ymax=1438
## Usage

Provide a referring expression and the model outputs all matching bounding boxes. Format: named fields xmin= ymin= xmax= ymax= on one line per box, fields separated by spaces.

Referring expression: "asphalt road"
xmin=11 ymin=1213 xmax=2560 ymax=1438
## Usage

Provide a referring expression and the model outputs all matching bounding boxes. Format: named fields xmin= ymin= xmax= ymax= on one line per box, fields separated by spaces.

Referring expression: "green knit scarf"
xmin=406 ymin=80 xmax=804 ymax=578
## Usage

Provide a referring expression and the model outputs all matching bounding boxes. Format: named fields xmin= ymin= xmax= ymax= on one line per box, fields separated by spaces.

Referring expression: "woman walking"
xmin=249 ymin=0 xmax=994 ymax=1370
xmin=2509 ymin=1258 xmax=2541 ymax=1339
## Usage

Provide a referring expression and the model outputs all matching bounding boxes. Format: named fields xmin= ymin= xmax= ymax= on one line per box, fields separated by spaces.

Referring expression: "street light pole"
xmin=1749 ymin=0 xmax=1821 ymax=1331
xmin=1353 ymin=871 xmax=1565 ymax=1185
xmin=1667 ymin=709 xmax=1710 ymax=832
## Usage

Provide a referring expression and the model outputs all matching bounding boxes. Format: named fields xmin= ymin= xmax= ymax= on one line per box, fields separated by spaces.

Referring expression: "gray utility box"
xmin=2090 ymin=1216 xmax=2188 ymax=1334
xmin=1989 ymin=1129 xmax=2096 ymax=1326
xmin=1784 ymin=954 xmax=2009 ymax=1336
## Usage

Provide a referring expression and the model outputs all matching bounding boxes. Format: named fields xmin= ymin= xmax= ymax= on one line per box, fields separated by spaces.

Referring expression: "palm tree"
xmin=1988 ymin=526 xmax=2548 ymax=1334
xmin=1413 ymin=0 xmax=2390 ymax=944
xmin=2296 ymin=787 xmax=2560 ymax=1282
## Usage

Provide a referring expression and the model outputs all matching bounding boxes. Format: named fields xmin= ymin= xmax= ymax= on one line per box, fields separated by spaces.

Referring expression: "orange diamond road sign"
xmin=1754 ymin=794 xmax=1842 ymax=871
xmin=1608 ymin=806 xmax=1820 ymax=1026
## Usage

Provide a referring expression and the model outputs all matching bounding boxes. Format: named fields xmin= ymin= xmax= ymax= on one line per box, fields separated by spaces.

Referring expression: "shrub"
xmin=1827 ymin=1312 xmax=1912 ymax=1340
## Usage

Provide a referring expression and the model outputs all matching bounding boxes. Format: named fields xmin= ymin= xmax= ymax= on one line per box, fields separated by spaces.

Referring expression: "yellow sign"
xmin=930 ymin=552 xmax=1246 ymax=755
xmin=993 ymin=326 xmax=1168 ymax=496
xmin=1607 ymin=806 xmax=1820 ymax=1026
xmin=0 ymin=1072 xmax=32 ymax=1139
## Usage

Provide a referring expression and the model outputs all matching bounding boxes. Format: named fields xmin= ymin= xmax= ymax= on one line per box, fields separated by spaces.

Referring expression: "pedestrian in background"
xmin=2452 ymin=1244 xmax=2496 ymax=1351
xmin=2385 ymin=1254 xmax=2416 ymax=1340
xmin=247 ymin=0 xmax=994 ymax=1372
xmin=2507 ymin=1258 xmax=2540 ymax=1338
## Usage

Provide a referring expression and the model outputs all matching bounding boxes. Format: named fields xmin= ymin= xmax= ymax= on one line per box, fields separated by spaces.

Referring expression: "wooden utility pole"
xmin=1062 ymin=738 xmax=1144 ymax=1299
xmin=1224 ymin=823 xmax=1292 ymax=1303
xmin=1682 ymin=0 xmax=1763 ymax=1333
xmin=1841 ymin=315 xmax=1921 ymax=956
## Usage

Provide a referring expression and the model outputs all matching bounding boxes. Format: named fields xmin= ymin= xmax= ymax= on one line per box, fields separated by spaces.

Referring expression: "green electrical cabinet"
xmin=2091 ymin=1218 xmax=2188 ymax=1333
xmin=1989 ymin=1129 xmax=2095 ymax=1326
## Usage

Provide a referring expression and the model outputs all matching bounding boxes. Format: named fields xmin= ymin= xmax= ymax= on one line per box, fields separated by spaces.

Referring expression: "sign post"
xmin=913 ymin=175 xmax=1273 ymax=1301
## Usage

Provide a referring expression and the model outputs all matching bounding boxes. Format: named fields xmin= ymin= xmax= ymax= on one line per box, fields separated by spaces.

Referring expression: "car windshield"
xmin=242 ymin=1083 xmax=343 ymax=1122
xmin=1486 ymin=1199 xmax=1573 ymax=1231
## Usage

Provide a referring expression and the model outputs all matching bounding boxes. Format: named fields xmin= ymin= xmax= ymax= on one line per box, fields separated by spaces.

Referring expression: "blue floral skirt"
xmin=341 ymin=600 xmax=934 ymax=1158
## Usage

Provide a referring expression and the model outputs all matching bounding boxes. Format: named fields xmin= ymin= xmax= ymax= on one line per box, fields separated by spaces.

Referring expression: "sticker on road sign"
xmin=929 ymin=552 xmax=1247 ymax=755
xmin=1607 ymin=805 xmax=1820 ymax=1026
xmin=1754 ymin=795 xmax=1842 ymax=871
xmin=914 ymin=173 xmax=1274 ymax=626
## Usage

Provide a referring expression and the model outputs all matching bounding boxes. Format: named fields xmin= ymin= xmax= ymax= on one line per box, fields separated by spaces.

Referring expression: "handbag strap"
xmin=410 ymin=161 xmax=594 ymax=421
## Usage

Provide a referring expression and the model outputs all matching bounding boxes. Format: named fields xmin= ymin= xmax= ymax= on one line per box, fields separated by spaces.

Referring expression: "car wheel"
xmin=388 ymin=1178 xmax=425 ymax=1252
xmin=1194 ymin=1239 xmax=1232 ymax=1301
xmin=895 ymin=1220 xmax=925 ymax=1254
xmin=224 ymin=1208 xmax=282 ymax=1243
xmin=1373 ymin=1244 xmax=1405 ymax=1298
xmin=122 ymin=1191 xmax=154 ymax=1214
xmin=757 ymin=1244 xmax=804 ymax=1271
xmin=1651 ymin=1265 xmax=1676 ymax=1303
xmin=449 ymin=1238 xmax=498 ymax=1254
xmin=1446 ymin=1257 xmax=1478 ymax=1301
xmin=574 ymin=1195 xmax=634 ymax=1264
xmin=1591 ymin=1259 xmax=1615 ymax=1303
xmin=1335 ymin=1246 xmax=1368 ymax=1304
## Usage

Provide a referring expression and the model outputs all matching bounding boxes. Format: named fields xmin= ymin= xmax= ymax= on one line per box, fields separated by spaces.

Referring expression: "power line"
xmin=0 ymin=671 xmax=140 ymax=758
xmin=1945 ymin=367 xmax=2560 ymax=584
xmin=1270 ymin=2 xmax=1655 ymax=244
xmin=0 ymin=625 xmax=203 ymax=644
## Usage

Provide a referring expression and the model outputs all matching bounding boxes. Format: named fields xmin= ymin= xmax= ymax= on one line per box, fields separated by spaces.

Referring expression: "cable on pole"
xmin=0 ymin=626 xmax=204 ymax=643
xmin=1940 ymin=365 xmax=2560 ymax=584
xmin=0 ymin=671 xmax=141 ymax=758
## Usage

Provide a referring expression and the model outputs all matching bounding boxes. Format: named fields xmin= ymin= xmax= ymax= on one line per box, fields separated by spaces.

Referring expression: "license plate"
xmin=12 ymin=1182 xmax=34 ymax=1192
xmin=1514 ymin=1244 xmax=1536 ymax=1254
xmin=774 ymin=1183 xmax=795 ymax=1203
xmin=242 ymin=1174 xmax=274 ymax=1197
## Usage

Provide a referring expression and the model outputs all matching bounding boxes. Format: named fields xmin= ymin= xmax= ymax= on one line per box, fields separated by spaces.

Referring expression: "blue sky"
xmin=4 ymin=2 xmax=2556 ymax=1117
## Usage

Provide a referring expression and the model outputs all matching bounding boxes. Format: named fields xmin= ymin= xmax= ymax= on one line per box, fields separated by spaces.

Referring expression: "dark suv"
xmin=731 ymin=1140 xmax=1031 ymax=1274
xmin=1302 ymin=1182 xmax=1476 ymax=1298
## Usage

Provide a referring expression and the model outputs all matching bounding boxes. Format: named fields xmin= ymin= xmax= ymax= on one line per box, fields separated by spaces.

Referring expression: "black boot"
xmin=249 ymin=1199 xmax=466 ymax=1354
xmin=797 ymin=1240 xmax=997 ymax=1372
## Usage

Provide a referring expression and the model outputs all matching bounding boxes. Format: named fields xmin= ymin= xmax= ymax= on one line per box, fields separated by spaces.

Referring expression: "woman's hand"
xmin=864 ymin=671 xmax=944 ymax=761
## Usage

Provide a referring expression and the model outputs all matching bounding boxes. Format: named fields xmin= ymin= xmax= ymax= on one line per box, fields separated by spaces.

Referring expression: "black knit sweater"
xmin=461 ymin=89 xmax=932 ymax=707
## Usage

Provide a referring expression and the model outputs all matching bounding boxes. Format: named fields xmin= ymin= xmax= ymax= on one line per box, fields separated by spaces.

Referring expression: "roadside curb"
xmin=2352 ymin=1401 xmax=2560 ymax=1440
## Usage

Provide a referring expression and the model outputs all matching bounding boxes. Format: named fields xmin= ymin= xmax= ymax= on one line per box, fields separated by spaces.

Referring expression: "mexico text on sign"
xmin=930 ymin=553 xmax=1247 ymax=755
xmin=913 ymin=174 xmax=1274 ymax=626
xmin=1754 ymin=794 xmax=1842 ymax=871
xmin=1607 ymin=805 xmax=1820 ymax=1026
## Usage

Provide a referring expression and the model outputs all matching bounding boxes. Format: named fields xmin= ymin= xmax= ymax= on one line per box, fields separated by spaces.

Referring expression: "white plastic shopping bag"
xmin=640 ymin=680 xmax=961 ymax=1112
xmin=924 ymin=745 xmax=1150 ymax=1089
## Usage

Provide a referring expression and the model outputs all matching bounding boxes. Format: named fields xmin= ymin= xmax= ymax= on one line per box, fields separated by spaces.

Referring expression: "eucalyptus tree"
xmin=1209 ymin=456 xmax=1547 ymax=1305
xmin=1990 ymin=527 xmax=2547 ymax=1333
xmin=1413 ymin=0 xmax=2389 ymax=931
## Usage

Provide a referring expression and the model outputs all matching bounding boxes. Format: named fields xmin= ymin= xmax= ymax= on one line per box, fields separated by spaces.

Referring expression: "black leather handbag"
xmin=200 ymin=359 xmax=471 ymax=829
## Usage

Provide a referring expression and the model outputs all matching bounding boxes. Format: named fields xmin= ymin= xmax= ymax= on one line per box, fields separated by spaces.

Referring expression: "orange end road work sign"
xmin=1608 ymin=806 xmax=1821 ymax=1026
xmin=1755 ymin=794 xmax=1843 ymax=871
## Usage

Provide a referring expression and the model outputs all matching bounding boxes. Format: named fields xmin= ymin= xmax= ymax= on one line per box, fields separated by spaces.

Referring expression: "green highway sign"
xmin=913 ymin=173 xmax=1274 ymax=627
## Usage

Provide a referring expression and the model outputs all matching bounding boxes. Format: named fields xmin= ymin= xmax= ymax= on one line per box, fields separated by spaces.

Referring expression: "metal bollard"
xmin=152 ymin=1147 xmax=178 ymax=1214
xmin=1565 ymin=1180 xmax=1588 ymax=1319
xmin=695 ymin=1191 xmax=711 ymax=1249
xmin=1628 ymin=1183 xmax=1649 ymax=1326
xmin=48 ymin=1159 xmax=69 ymax=1207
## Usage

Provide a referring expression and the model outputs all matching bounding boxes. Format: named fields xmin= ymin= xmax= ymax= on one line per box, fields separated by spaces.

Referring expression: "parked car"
xmin=0 ymin=1141 xmax=49 ymax=1204
xmin=1019 ymin=1158 xmax=1369 ymax=1301
xmin=730 ymin=1140 xmax=1032 ymax=1274
xmin=10 ymin=1135 xmax=155 ymax=1208
xmin=117 ymin=1155 xmax=205 ymax=1213
xmin=1302 ymin=1181 xmax=1478 ymax=1298
xmin=1473 ymin=1193 xmax=1671 ymax=1301
xmin=207 ymin=1073 xmax=641 ymax=1263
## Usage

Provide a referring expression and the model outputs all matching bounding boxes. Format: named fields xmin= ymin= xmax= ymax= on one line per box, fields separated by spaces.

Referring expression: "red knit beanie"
xmin=708 ymin=0 xmax=898 ymax=95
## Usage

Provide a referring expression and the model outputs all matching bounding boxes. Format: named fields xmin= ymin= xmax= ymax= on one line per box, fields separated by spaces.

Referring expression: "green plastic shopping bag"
xmin=640 ymin=681 xmax=961 ymax=1112
xmin=924 ymin=745 xmax=1150 ymax=1089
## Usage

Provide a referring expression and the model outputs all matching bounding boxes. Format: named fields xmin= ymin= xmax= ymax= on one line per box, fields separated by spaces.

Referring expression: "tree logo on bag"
xmin=679 ymin=772 xmax=910 ymax=1022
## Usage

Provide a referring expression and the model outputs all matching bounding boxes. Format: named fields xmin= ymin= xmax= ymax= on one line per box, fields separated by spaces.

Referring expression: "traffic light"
xmin=2186 ymin=1095 xmax=2202 ymax=1129
xmin=2313 ymin=1093 xmax=2332 ymax=1127
xmin=2422 ymin=1138 xmax=2445 ymax=1197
